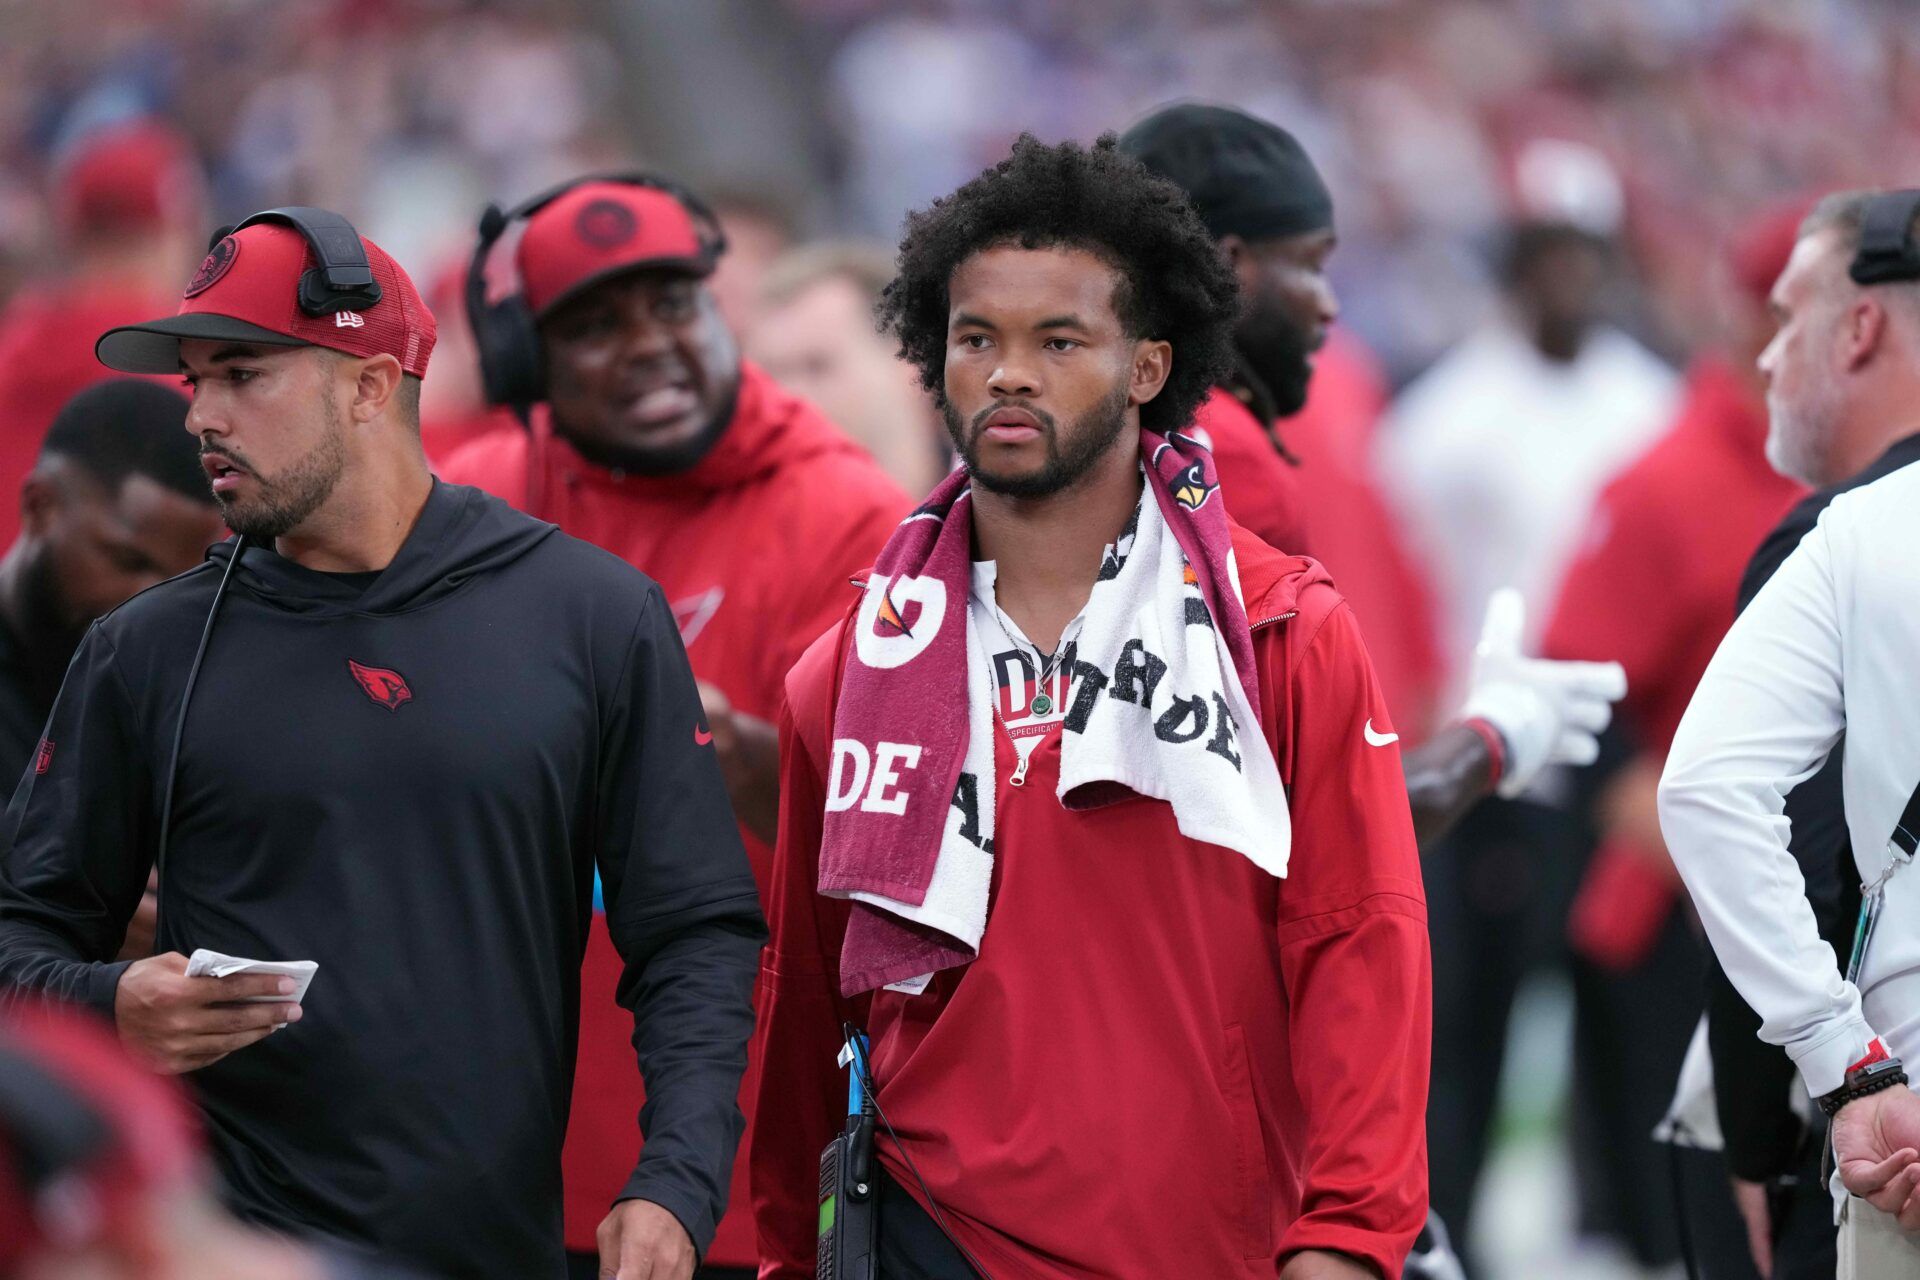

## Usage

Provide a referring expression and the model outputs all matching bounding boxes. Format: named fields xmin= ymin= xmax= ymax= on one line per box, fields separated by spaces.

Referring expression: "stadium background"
xmin=3 ymin=1 xmax=1916 ymax=1277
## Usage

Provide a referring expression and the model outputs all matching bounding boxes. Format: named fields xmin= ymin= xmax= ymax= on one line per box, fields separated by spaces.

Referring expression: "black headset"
xmin=1849 ymin=189 xmax=1920 ymax=286
xmin=212 ymin=206 xmax=385 ymax=315
xmin=465 ymin=172 xmax=728 ymax=414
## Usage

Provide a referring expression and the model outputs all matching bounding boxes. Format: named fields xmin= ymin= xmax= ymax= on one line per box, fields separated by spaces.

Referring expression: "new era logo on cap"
xmin=94 ymin=218 xmax=436 ymax=377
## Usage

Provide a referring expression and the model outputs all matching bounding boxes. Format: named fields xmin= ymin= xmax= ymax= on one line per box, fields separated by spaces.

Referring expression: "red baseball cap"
xmin=516 ymin=180 xmax=717 ymax=317
xmin=95 ymin=219 xmax=437 ymax=377
xmin=53 ymin=118 xmax=203 ymax=237
xmin=0 ymin=1005 xmax=203 ymax=1270
xmin=1730 ymin=199 xmax=1814 ymax=305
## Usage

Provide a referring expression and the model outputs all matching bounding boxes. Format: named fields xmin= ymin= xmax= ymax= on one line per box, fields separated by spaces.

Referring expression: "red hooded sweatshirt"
xmin=754 ymin=524 xmax=1431 ymax=1280
xmin=438 ymin=360 xmax=910 ymax=1263
xmin=0 ymin=281 xmax=175 ymax=546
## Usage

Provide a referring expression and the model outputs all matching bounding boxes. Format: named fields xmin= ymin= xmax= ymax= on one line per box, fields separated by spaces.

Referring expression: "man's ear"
xmin=18 ymin=471 xmax=60 ymax=539
xmin=346 ymin=353 xmax=405 ymax=425
xmin=1128 ymin=339 xmax=1173 ymax=409
xmin=1841 ymin=295 xmax=1888 ymax=374
xmin=1218 ymin=234 xmax=1260 ymax=297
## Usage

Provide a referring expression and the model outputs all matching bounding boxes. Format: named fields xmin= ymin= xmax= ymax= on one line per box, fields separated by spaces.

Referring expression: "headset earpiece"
xmin=1850 ymin=189 xmax=1920 ymax=286
xmin=230 ymin=207 xmax=383 ymax=316
xmin=467 ymin=203 xmax=546 ymax=412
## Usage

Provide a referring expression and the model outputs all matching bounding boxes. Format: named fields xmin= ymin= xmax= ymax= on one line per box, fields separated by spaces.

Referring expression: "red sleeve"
xmin=751 ymin=644 xmax=869 ymax=1279
xmin=1266 ymin=598 xmax=1431 ymax=1276
xmin=1541 ymin=479 xmax=1676 ymax=722
xmin=759 ymin=488 xmax=907 ymax=711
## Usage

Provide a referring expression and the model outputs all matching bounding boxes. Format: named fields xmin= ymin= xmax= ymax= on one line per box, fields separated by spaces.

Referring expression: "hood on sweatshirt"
xmin=206 ymin=479 xmax=556 ymax=618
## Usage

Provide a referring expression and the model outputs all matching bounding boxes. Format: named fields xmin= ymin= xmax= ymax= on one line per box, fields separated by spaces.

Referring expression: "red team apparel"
xmin=1281 ymin=333 xmax=1445 ymax=740
xmin=1546 ymin=359 xmax=1800 ymax=750
xmin=438 ymin=361 xmax=908 ymax=1264
xmin=1191 ymin=386 xmax=1310 ymax=556
xmin=755 ymin=526 xmax=1431 ymax=1280
xmin=0 ymin=282 xmax=174 ymax=546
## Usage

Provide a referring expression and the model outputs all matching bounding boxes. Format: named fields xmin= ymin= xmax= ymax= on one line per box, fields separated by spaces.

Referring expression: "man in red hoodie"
xmin=753 ymin=135 xmax=1429 ymax=1280
xmin=438 ymin=176 xmax=909 ymax=1279
xmin=1542 ymin=205 xmax=1807 ymax=1273
xmin=0 ymin=119 xmax=205 ymax=547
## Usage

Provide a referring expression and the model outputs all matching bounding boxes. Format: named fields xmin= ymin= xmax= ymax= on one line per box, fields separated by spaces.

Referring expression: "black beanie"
xmin=1119 ymin=103 xmax=1334 ymax=242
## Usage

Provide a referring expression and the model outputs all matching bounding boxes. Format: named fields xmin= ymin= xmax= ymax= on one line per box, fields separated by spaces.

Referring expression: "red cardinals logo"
xmin=185 ymin=236 xmax=239 ymax=298
xmin=575 ymin=199 xmax=638 ymax=250
xmin=347 ymin=660 xmax=413 ymax=711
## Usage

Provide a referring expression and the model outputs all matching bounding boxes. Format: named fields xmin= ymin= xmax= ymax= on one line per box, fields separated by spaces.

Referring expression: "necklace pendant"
xmin=1030 ymin=692 xmax=1054 ymax=717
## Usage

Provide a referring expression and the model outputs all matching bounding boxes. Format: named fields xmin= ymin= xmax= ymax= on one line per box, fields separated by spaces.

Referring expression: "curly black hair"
xmin=878 ymin=133 xmax=1239 ymax=436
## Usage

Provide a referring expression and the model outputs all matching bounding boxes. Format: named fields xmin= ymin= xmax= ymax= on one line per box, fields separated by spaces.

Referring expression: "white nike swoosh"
xmin=1364 ymin=719 xmax=1399 ymax=747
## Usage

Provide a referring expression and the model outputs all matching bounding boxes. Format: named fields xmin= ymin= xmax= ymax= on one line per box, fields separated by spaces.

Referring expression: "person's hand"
xmin=116 ymin=870 xmax=161 ymax=961
xmin=595 ymin=1199 xmax=695 ymax=1280
xmin=1458 ymin=588 xmax=1627 ymax=798
xmin=696 ymin=680 xmax=780 ymax=844
xmin=1279 ymin=1249 xmax=1378 ymax=1279
xmin=1730 ymin=1177 xmax=1775 ymax=1277
xmin=1835 ymin=1085 xmax=1920 ymax=1230
xmin=113 ymin=951 xmax=302 ymax=1075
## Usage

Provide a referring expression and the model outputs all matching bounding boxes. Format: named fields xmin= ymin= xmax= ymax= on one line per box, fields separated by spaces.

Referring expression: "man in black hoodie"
xmin=0 ymin=212 xmax=764 ymax=1280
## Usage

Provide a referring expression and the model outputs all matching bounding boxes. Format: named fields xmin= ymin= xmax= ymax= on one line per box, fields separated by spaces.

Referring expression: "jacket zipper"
xmin=1249 ymin=609 xmax=1297 ymax=632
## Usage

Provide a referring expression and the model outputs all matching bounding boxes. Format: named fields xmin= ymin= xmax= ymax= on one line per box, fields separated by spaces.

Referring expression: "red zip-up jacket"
xmin=439 ymin=361 xmax=909 ymax=1264
xmin=753 ymin=523 xmax=1431 ymax=1280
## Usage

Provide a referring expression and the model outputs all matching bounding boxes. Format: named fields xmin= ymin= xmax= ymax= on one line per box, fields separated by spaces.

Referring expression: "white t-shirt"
xmin=970 ymin=560 xmax=1079 ymax=785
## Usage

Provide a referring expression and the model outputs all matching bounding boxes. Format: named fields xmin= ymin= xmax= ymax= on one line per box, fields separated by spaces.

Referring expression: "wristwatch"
xmin=1818 ymin=1038 xmax=1909 ymax=1117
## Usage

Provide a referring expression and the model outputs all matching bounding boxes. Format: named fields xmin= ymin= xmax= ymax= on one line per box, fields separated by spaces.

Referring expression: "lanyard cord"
xmin=155 ymin=536 xmax=246 ymax=876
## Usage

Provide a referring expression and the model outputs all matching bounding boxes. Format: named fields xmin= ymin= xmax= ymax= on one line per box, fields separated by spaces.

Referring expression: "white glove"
xmin=1458 ymin=588 xmax=1627 ymax=799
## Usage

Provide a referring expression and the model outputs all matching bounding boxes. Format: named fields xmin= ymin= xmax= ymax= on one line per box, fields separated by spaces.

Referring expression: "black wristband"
xmin=1819 ymin=1059 xmax=1909 ymax=1117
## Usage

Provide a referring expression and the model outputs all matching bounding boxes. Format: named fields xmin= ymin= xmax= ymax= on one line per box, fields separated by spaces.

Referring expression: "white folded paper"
xmin=184 ymin=949 xmax=318 ymax=1004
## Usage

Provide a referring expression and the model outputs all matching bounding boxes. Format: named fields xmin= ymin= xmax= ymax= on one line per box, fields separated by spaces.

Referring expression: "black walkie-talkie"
xmin=818 ymin=1033 xmax=879 ymax=1280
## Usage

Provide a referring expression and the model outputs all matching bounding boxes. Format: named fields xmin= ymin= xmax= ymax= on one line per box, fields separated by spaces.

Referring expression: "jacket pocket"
xmin=1222 ymin=1023 xmax=1276 ymax=1260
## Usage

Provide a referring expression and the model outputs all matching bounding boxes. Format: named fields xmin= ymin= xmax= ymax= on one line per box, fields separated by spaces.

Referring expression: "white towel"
xmin=859 ymin=493 xmax=1291 ymax=993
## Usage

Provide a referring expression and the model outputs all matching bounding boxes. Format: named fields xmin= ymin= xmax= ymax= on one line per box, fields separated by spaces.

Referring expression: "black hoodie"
xmin=0 ymin=480 xmax=765 ymax=1279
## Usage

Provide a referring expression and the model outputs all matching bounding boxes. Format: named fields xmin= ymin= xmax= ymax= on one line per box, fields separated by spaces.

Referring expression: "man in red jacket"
xmin=438 ymin=176 xmax=909 ymax=1279
xmin=753 ymin=135 xmax=1429 ymax=1280
xmin=1121 ymin=103 xmax=1618 ymax=851
xmin=1542 ymin=204 xmax=1806 ymax=1273
xmin=1117 ymin=104 xmax=1322 ymax=557
xmin=0 ymin=119 xmax=205 ymax=547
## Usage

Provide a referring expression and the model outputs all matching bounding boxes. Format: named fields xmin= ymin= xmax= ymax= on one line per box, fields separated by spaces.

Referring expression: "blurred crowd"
xmin=1 ymin=1 xmax=1915 ymax=1278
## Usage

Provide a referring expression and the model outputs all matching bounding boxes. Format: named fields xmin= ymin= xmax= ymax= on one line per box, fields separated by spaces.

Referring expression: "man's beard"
xmin=1766 ymin=374 xmax=1842 ymax=488
xmin=944 ymin=382 xmax=1132 ymax=500
xmin=1235 ymin=295 xmax=1316 ymax=417
xmin=211 ymin=413 xmax=348 ymax=542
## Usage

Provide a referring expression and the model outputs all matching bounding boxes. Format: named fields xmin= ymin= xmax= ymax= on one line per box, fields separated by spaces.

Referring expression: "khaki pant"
xmin=1840 ymin=1196 xmax=1920 ymax=1277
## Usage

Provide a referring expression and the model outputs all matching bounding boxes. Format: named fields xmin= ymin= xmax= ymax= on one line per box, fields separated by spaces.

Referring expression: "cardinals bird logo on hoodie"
xmin=347 ymin=659 xmax=413 ymax=711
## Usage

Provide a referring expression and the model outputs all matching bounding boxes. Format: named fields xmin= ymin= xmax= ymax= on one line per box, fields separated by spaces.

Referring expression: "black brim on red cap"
xmin=535 ymin=256 xmax=715 ymax=320
xmin=96 ymin=313 xmax=309 ymax=374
